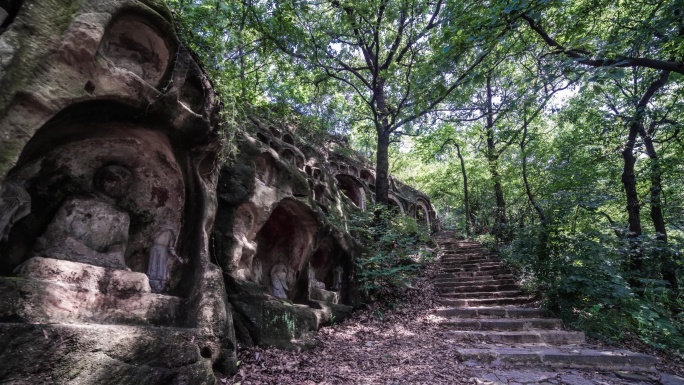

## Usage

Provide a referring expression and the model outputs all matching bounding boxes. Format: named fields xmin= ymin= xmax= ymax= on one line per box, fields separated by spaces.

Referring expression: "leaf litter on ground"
xmin=221 ymin=233 xmax=683 ymax=384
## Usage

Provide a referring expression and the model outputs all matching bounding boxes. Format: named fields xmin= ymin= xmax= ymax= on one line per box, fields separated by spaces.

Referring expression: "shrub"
xmin=349 ymin=205 xmax=434 ymax=300
xmin=500 ymin=225 xmax=684 ymax=353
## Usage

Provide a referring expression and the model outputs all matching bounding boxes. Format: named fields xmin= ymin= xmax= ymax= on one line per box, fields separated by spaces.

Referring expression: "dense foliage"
xmin=168 ymin=0 xmax=684 ymax=353
xmin=349 ymin=205 xmax=434 ymax=300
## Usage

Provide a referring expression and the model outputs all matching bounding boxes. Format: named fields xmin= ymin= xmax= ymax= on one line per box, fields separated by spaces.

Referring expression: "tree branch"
xmin=522 ymin=14 xmax=684 ymax=74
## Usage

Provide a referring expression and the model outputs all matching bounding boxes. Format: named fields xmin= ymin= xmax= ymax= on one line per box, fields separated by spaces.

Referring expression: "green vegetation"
xmin=168 ymin=0 xmax=684 ymax=353
xmin=350 ymin=205 xmax=433 ymax=299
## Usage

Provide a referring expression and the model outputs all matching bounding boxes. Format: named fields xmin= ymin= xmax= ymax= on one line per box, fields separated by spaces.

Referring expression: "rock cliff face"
xmin=0 ymin=0 xmax=233 ymax=383
xmin=213 ymin=114 xmax=438 ymax=349
xmin=0 ymin=0 xmax=437 ymax=382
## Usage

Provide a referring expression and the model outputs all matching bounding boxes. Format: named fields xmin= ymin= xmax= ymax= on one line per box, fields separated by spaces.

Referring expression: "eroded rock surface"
xmin=0 ymin=0 xmax=234 ymax=382
xmin=213 ymin=114 xmax=438 ymax=349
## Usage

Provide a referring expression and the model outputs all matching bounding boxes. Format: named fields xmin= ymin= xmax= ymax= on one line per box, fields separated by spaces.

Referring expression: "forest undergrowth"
xmin=475 ymin=227 xmax=684 ymax=362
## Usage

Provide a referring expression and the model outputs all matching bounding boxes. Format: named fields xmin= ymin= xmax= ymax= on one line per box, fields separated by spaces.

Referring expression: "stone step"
xmin=440 ymin=318 xmax=562 ymax=331
xmin=441 ymin=261 xmax=504 ymax=269
xmin=446 ymin=330 xmax=586 ymax=345
xmin=441 ymin=296 xmax=535 ymax=307
xmin=437 ymin=281 xmax=518 ymax=290
xmin=456 ymin=348 xmax=657 ymax=372
xmin=435 ymin=276 xmax=516 ymax=284
xmin=442 ymin=255 xmax=494 ymax=261
xmin=438 ymin=284 xmax=521 ymax=294
xmin=442 ymin=262 xmax=507 ymax=273
xmin=441 ymin=290 xmax=527 ymax=299
xmin=443 ymin=265 xmax=509 ymax=273
xmin=436 ymin=307 xmax=547 ymax=319
xmin=442 ymin=244 xmax=483 ymax=248
xmin=444 ymin=253 xmax=493 ymax=258
xmin=442 ymin=268 xmax=513 ymax=276
xmin=440 ymin=255 xmax=494 ymax=263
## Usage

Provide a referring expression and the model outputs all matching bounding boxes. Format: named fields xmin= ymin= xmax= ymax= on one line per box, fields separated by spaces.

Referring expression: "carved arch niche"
xmin=254 ymin=153 xmax=276 ymax=185
xmin=99 ymin=14 xmax=173 ymax=87
xmin=335 ymin=174 xmax=365 ymax=210
xmin=415 ymin=199 xmax=431 ymax=228
xmin=0 ymin=102 xmax=189 ymax=295
xmin=251 ymin=198 xmax=319 ymax=302
xmin=360 ymin=169 xmax=375 ymax=187
xmin=308 ymin=237 xmax=351 ymax=305
xmin=388 ymin=193 xmax=405 ymax=214
xmin=282 ymin=133 xmax=295 ymax=146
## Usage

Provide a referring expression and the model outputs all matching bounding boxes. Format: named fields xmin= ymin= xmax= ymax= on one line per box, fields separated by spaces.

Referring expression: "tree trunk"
xmin=647 ymin=151 xmax=678 ymax=292
xmin=375 ymin=129 xmax=391 ymax=207
xmin=485 ymin=76 xmax=507 ymax=241
xmin=374 ymin=77 xmax=391 ymax=207
xmin=635 ymin=71 xmax=678 ymax=292
xmin=521 ymin=124 xmax=550 ymax=275
xmin=454 ymin=143 xmax=472 ymax=236
xmin=622 ymin=117 xmax=643 ymax=274
xmin=621 ymin=70 xmax=670 ymax=282
xmin=521 ymin=125 xmax=546 ymax=224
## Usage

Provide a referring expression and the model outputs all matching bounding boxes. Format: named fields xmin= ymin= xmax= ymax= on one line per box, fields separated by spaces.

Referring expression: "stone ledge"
xmin=0 ymin=276 xmax=182 ymax=326
xmin=0 ymin=323 xmax=216 ymax=385
xmin=18 ymin=257 xmax=151 ymax=293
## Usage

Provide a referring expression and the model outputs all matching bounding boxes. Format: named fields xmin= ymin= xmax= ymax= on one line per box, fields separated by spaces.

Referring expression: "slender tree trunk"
xmin=485 ymin=77 xmax=507 ymax=241
xmin=454 ymin=143 xmax=472 ymax=236
xmin=645 ymin=148 xmax=678 ymax=292
xmin=635 ymin=71 xmax=678 ymax=292
xmin=622 ymin=111 xmax=643 ymax=274
xmin=238 ymin=6 xmax=247 ymax=99
xmin=521 ymin=125 xmax=546 ymax=224
xmin=622 ymin=70 xmax=670 ymax=282
xmin=375 ymin=128 xmax=391 ymax=207
xmin=374 ymin=78 xmax=391 ymax=207
xmin=521 ymin=124 xmax=550 ymax=275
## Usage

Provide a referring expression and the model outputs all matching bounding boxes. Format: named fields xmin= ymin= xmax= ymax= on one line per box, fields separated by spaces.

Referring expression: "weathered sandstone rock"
xmin=0 ymin=0 xmax=235 ymax=382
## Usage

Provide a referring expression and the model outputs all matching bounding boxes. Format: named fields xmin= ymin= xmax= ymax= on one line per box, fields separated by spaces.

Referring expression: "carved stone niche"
xmin=360 ymin=169 xmax=375 ymax=186
xmin=0 ymin=0 xmax=236 ymax=382
xmin=335 ymin=174 xmax=366 ymax=210
xmin=254 ymin=153 xmax=276 ymax=185
xmin=221 ymin=195 xmax=355 ymax=349
xmin=308 ymin=237 xmax=352 ymax=305
xmin=100 ymin=15 xmax=171 ymax=87
xmin=281 ymin=148 xmax=296 ymax=164
xmin=415 ymin=198 xmax=431 ymax=228
xmin=252 ymin=198 xmax=319 ymax=302
xmin=282 ymin=133 xmax=295 ymax=146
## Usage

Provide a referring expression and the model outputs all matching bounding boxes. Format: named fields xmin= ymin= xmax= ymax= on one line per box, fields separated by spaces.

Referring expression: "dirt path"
xmin=222 ymin=232 xmax=683 ymax=385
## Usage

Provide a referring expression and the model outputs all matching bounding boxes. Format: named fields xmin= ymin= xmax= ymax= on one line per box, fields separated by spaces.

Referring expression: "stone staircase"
xmin=434 ymin=233 xmax=658 ymax=372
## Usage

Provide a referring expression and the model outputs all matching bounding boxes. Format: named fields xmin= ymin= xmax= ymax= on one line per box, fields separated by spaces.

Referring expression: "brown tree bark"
xmin=454 ymin=142 xmax=473 ymax=236
xmin=621 ymin=121 xmax=641 ymax=261
xmin=621 ymin=70 xmax=670 ymax=281
xmin=374 ymin=78 xmax=391 ymax=207
xmin=520 ymin=122 xmax=551 ymax=276
xmin=634 ymin=71 xmax=678 ymax=292
xmin=521 ymin=124 xmax=546 ymax=224
xmin=485 ymin=77 xmax=507 ymax=241
xmin=375 ymin=128 xmax=391 ymax=207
